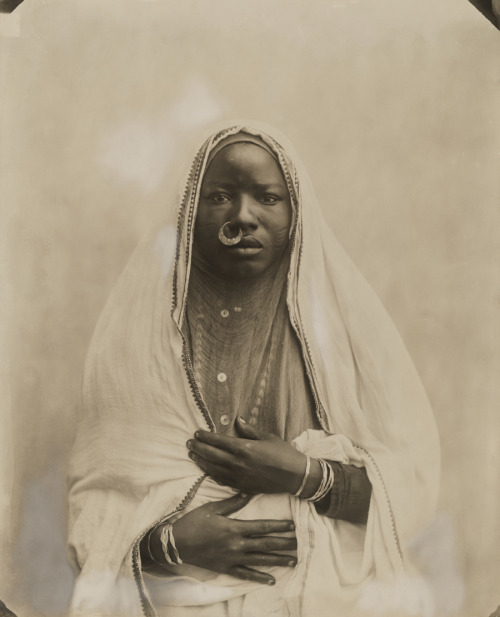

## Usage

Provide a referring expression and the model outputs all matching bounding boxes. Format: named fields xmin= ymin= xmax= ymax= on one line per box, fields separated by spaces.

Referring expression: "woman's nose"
xmin=231 ymin=195 xmax=258 ymax=229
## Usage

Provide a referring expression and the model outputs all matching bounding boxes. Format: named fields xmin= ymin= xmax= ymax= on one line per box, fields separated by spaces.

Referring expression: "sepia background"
xmin=1 ymin=1 xmax=499 ymax=615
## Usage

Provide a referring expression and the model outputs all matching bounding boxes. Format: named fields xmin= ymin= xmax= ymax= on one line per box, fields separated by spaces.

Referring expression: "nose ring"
xmin=218 ymin=222 xmax=243 ymax=246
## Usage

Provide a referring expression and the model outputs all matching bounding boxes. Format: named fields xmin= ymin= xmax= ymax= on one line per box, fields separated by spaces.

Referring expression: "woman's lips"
xmin=227 ymin=236 xmax=263 ymax=249
xmin=225 ymin=236 xmax=263 ymax=257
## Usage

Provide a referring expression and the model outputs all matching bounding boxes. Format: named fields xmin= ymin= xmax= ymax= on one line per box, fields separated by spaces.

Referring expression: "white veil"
xmin=67 ymin=123 xmax=440 ymax=617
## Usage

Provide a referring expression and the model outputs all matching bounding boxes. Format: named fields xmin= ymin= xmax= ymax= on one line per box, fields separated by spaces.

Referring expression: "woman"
xmin=67 ymin=124 xmax=440 ymax=617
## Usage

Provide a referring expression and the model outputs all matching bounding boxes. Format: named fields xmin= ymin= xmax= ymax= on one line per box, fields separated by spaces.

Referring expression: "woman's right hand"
xmin=150 ymin=494 xmax=297 ymax=585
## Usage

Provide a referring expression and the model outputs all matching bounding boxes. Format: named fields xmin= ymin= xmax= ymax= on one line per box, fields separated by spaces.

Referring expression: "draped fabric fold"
xmin=67 ymin=123 xmax=440 ymax=617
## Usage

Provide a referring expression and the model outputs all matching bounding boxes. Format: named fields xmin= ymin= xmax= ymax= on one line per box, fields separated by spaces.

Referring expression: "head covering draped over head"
xmin=205 ymin=131 xmax=280 ymax=167
xmin=67 ymin=124 xmax=440 ymax=617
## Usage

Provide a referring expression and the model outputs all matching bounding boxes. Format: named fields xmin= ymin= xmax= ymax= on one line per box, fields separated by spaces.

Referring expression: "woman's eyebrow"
xmin=202 ymin=182 xmax=286 ymax=190
xmin=202 ymin=182 xmax=235 ymax=189
xmin=253 ymin=183 xmax=286 ymax=191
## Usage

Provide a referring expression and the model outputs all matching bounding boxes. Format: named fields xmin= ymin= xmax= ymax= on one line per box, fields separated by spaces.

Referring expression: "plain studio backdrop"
xmin=1 ymin=1 xmax=499 ymax=616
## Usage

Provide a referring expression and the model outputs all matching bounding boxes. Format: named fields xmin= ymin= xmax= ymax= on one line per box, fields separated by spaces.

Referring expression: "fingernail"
xmin=288 ymin=559 xmax=296 ymax=567
xmin=186 ymin=440 xmax=192 ymax=448
xmin=188 ymin=452 xmax=194 ymax=459
xmin=194 ymin=431 xmax=201 ymax=438
xmin=267 ymin=579 xmax=275 ymax=586
xmin=240 ymin=493 xmax=248 ymax=498
xmin=289 ymin=523 xmax=295 ymax=531
xmin=239 ymin=417 xmax=246 ymax=423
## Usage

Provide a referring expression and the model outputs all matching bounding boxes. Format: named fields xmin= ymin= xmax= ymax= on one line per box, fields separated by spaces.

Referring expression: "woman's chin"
xmin=220 ymin=263 xmax=268 ymax=282
xmin=203 ymin=256 xmax=272 ymax=282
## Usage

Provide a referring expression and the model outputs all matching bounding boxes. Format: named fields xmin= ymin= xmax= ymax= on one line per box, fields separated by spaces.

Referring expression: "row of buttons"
xmin=220 ymin=307 xmax=242 ymax=318
xmin=218 ymin=308 xmax=237 ymax=424
xmin=217 ymin=366 xmax=229 ymax=424
xmin=199 ymin=305 xmax=250 ymax=427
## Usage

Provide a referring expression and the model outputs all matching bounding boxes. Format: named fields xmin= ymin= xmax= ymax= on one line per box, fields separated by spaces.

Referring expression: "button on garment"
xmin=217 ymin=373 xmax=227 ymax=383
xmin=220 ymin=414 xmax=230 ymax=426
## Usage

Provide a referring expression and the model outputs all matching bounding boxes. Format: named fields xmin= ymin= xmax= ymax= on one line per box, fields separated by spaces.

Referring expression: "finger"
xmin=244 ymin=535 xmax=298 ymax=553
xmin=188 ymin=440 xmax=235 ymax=467
xmin=194 ymin=430 xmax=244 ymax=454
xmin=230 ymin=566 xmax=275 ymax=586
xmin=237 ymin=519 xmax=295 ymax=536
xmin=234 ymin=416 xmax=273 ymax=440
xmin=242 ymin=552 xmax=297 ymax=568
xmin=205 ymin=493 xmax=252 ymax=516
xmin=188 ymin=451 xmax=233 ymax=483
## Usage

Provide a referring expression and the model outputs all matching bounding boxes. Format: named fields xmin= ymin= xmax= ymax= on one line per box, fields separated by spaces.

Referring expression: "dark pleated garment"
xmin=185 ymin=259 xmax=371 ymax=522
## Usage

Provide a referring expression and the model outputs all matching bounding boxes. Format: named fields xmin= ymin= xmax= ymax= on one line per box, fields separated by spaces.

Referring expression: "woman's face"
xmin=193 ymin=142 xmax=292 ymax=281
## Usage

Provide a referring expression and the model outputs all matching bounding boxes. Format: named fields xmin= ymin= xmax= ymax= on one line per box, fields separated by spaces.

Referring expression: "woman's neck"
xmin=189 ymin=256 xmax=288 ymax=307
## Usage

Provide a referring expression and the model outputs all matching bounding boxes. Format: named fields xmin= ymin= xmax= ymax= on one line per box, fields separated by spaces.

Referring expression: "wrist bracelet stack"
xmin=307 ymin=458 xmax=335 ymax=503
xmin=293 ymin=456 xmax=335 ymax=502
xmin=160 ymin=524 xmax=183 ymax=565
xmin=147 ymin=523 xmax=183 ymax=566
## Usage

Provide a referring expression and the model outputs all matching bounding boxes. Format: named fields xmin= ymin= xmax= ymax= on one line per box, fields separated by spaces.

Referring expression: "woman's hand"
xmin=187 ymin=417 xmax=319 ymax=495
xmin=149 ymin=494 xmax=297 ymax=585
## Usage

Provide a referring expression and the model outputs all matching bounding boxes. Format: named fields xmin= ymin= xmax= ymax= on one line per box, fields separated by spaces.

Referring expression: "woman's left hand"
xmin=187 ymin=417 xmax=308 ymax=495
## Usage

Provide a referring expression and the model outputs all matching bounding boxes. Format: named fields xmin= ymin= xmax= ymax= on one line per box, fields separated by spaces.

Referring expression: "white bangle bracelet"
xmin=160 ymin=524 xmax=183 ymax=566
xmin=146 ymin=526 xmax=164 ymax=566
xmin=293 ymin=455 xmax=311 ymax=497
xmin=167 ymin=525 xmax=182 ymax=564
xmin=307 ymin=459 xmax=335 ymax=503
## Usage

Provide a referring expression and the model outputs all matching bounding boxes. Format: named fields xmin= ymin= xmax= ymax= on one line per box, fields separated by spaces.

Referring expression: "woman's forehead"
xmin=202 ymin=142 xmax=287 ymax=186
xmin=207 ymin=130 xmax=279 ymax=164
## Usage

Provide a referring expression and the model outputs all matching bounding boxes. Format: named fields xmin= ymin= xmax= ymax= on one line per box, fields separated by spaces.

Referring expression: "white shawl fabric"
xmin=67 ymin=124 xmax=440 ymax=617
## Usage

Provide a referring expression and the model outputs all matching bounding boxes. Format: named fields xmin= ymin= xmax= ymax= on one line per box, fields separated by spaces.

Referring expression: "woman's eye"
xmin=209 ymin=193 xmax=230 ymax=204
xmin=260 ymin=194 xmax=280 ymax=205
